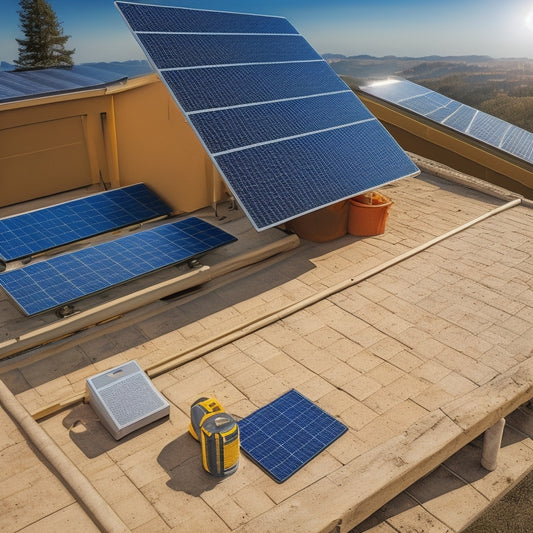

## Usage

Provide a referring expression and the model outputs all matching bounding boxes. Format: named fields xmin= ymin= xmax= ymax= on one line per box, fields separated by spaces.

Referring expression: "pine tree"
xmin=15 ymin=0 xmax=75 ymax=70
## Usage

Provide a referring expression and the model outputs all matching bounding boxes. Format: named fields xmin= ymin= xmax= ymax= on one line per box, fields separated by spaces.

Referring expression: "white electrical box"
xmin=87 ymin=360 xmax=170 ymax=440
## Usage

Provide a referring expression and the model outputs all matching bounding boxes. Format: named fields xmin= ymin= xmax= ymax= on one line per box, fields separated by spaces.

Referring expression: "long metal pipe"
xmin=147 ymin=197 xmax=522 ymax=377
xmin=26 ymin=197 xmax=522 ymax=420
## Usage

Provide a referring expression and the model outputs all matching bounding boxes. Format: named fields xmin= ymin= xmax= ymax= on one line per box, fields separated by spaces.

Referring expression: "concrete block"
xmin=343 ymin=375 xmax=382 ymax=401
xmin=406 ymin=466 xmax=488 ymax=532
xmin=16 ymin=504 xmax=100 ymax=533
xmin=367 ymin=362 xmax=405 ymax=386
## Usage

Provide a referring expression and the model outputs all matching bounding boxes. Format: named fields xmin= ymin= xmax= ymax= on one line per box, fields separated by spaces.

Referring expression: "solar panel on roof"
xmin=239 ymin=389 xmax=347 ymax=483
xmin=0 ymin=217 xmax=236 ymax=316
xmin=0 ymin=183 xmax=171 ymax=266
xmin=0 ymin=65 xmax=129 ymax=103
xmin=359 ymin=78 xmax=533 ymax=165
xmin=137 ymin=33 xmax=321 ymax=69
xmin=115 ymin=2 xmax=419 ymax=231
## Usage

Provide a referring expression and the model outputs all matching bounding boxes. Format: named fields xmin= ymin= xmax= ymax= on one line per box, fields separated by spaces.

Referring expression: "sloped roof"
xmin=0 ymin=64 xmax=128 ymax=103
xmin=360 ymin=78 xmax=533 ymax=165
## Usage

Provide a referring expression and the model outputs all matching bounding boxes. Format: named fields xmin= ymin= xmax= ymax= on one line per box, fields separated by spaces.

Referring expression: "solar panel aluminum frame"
xmin=115 ymin=2 xmax=420 ymax=232
xmin=0 ymin=183 xmax=172 ymax=267
xmin=359 ymin=78 xmax=533 ymax=167
xmin=0 ymin=217 xmax=236 ymax=316
xmin=239 ymin=388 xmax=348 ymax=483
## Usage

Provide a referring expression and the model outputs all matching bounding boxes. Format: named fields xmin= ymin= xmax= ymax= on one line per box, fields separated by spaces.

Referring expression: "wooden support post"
xmin=481 ymin=417 xmax=506 ymax=471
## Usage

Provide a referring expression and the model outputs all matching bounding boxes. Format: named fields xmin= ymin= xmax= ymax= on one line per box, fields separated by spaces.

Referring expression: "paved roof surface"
xmin=0 ymin=160 xmax=532 ymax=532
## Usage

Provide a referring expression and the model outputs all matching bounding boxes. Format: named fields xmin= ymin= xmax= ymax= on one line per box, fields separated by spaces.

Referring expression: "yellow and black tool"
xmin=189 ymin=397 xmax=239 ymax=477
xmin=189 ymin=397 xmax=225 ymax=440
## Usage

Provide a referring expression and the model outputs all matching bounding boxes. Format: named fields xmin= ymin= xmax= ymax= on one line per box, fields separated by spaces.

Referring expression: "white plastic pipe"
xmin=481 ymin=417 xmax=506 ymax=471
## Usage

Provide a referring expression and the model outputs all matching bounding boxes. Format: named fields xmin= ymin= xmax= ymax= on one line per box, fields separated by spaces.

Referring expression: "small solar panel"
xmin=115 ymin=2 xmax=419 ymax=231
xmin=239 ymin=389 xmax=347 ymax=483
xmin=360 ymin=78 xmax=533 ymax=165
xmin=0 ymin=183 xmax=171 ymax=264
xmin=0 ymin=217 xmax=236 ymax=316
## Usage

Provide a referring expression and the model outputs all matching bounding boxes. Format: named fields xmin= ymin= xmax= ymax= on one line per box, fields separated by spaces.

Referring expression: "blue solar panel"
xmin=501 ymin=128 xmax=533 ymax=161
xmin=426 ymin=100 xmax=461 ymax=122
xmin=360 ymin=78 xmax=533 ymax=165
xmin=215 ymin=122 xmax=417 ymax=229
xmin=116 ymin=2 xmax=298 ymax=34
xmin=116 ymin=2 xmax=419 ymax=231
xmin=0 ymin=65 xmax=128 ymax=103
xmin=469 ymin=114 xmax=512 ymax=146
xmin=190 ymin=92 xmax=374 ymax=155
xmin=0 ymin=183 xmax=171 ymax=264
xmin=401 ymin=93 xmax=451 ymax=116
xmin=239 ymin=389 xmax=347 ymax=483
xmin=0 ymin=217 xmax=236 ymax=316
xmin=443 ymin=106 xmax=477 ymax=131
xmin=363 ymin=80 xmax=425 ymax=102
xmin=161 ymin=62 xmax=349 ymax=114
xmin=137 ymin=34 xmax=321 ymax=69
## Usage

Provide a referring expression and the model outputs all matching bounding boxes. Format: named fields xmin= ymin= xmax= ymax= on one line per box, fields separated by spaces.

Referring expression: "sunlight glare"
xmin=367 ymin=79 xmax=401 ymax=87
xmin=525 ymin=10 xmax=533 ymax=30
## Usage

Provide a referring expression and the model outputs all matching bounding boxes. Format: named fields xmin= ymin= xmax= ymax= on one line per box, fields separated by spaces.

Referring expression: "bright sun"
xmin=525 ymin=10 xmax=533 ymax=30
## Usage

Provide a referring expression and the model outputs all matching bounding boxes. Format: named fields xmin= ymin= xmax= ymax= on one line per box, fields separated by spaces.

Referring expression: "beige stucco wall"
xmin=112 ymin=77 xmax=226 ymax=214
xmin=0 ymin=95 xmax=106 ymax=206
xmin=0 ymin=74 xmax=226 ymax=210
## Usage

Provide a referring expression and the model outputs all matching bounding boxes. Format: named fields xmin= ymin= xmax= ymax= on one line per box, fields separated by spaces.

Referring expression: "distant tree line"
xmin=418 ymin=73 xmax=533 ymax=132
xmin=338 ymin=58 xmax=533 ymax=133
xmin=479 ymin=95 xmax=533 ymax=132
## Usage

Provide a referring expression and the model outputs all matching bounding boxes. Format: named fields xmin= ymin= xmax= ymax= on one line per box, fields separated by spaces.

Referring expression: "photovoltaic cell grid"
xmin=0 ymin=183 xmax=172 ymax=264
xmin=239 ymin=389 xmax=348 ymax=483
xmin=0 ymin=65 xmax=128 ymax=104
xmin=0 ymin=217 xmax=236 ymax=316
xmin=360 ymin=78 xmax=533 ymax=165
xmin=115 ymin=2 xmax=419 ymax=231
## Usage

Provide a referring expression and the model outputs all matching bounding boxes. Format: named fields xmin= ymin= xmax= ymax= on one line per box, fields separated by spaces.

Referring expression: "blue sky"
xmin=2 ymin=0 xmax=533 ymax=64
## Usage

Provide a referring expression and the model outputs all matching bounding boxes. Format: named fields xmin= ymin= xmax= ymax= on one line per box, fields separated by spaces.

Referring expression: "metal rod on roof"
xmin=22 ymin=197 xmax=522 ymax=421
xmin=0 ymin=234 xmax=301 ymax=365
xmin=146 ymin=198 xmax=523 ymax=378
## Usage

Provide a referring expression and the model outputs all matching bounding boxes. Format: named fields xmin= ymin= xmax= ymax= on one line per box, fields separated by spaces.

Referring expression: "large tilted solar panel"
xmin=115 ymin=2 xmax=419 ymax=231
xmin=0 ymin=217 xmax=236 ymax=316
xmin=239 ymin=389 xmax=347 ymax=483
xmin=359 ymin=78 xmax=533 ymax=165
xmin=0 ymin=183 xmax=171 ymax=264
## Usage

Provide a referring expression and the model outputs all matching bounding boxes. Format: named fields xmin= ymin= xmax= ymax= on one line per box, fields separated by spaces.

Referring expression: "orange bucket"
xmin=285 ymin=200 xmax=349 ymax=242
xmin=348 ymin=192 xmax=392 ymax=236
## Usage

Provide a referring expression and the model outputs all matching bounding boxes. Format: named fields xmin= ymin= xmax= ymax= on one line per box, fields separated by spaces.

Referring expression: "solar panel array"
xmin=0 ymin=65 xmax=128 ymax=104
xmin=239 ymin=389 xmax=347 ymax=483
xmin=359 ymin=78 xmax=533 ymax=164
xmin=0 ymin=217 xmax=236 ymax=316
xmin=115 ymin=2 xmax=419 ymax=231
xmin=0 ymin=183 xmax=171 ymax=264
